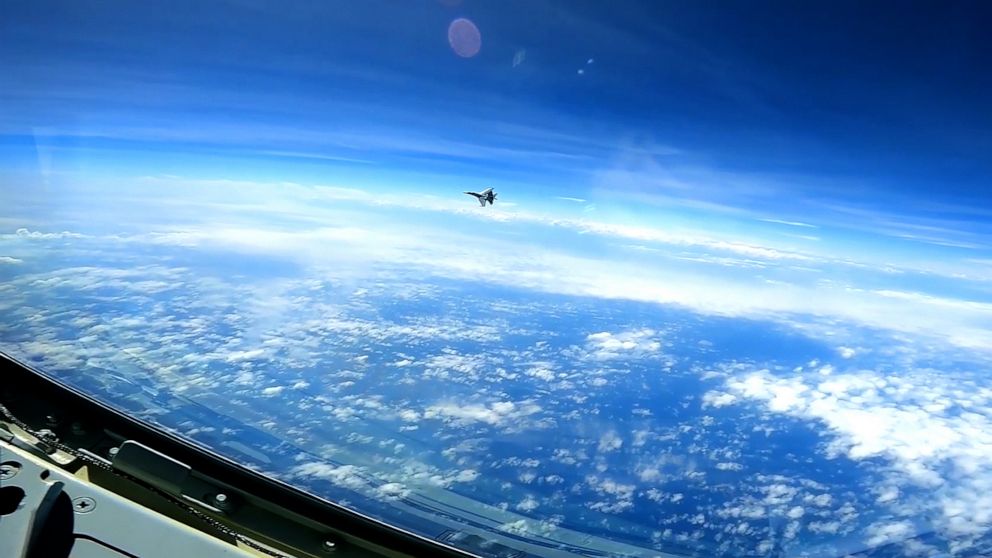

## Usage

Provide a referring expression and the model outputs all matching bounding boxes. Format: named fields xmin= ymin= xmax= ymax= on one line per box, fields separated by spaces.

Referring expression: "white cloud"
xmin=290 ymin=462 xmax=369 ymax=492
xmin=499 ymin=519 xmax=530 ymax=536
xmin=7 ymin=228 xmax=83 ymax=240
xmin=584 ymin=329 xmax=661 ymax=360
xmin=838 ymin=346 xmax=857 ymax=359
xmin=375 ymin=482 xmax=410 ymax=501
xmin=0 ymin=256 xmax=23 ymax=264
xmin=758 ymin=218 xmax=818 ymax=229
xmin=808 ymin=520 xmax=842 ymax=535
xmin=639 ymin=468 xmax=661 ymax=483
xmin=225 ymin=348 xmax=266 ymax=362
xmin=424 ymin=400 xmax=542 ymax=428
xmin=597 ymin=430 xmax=623 ymax=453
xmin=452 ymin=469 xmax=479 ymax=483
xmin=865 ymin=520 xmax=916 ymax=547
xmin=584 ymin=476 xmax=636 ymax=514
xmin=525 ymin=366 xmax=555 ymax=381
xmin=804 ymin=493 xmax=832 ymax=507
xmin=422 ymin=352 xmax=487 ymax=380
xmin=701 ymin=391 xmax=737 ymax=408
xmin=588 ymin=499 xmax=634 ymax=514
xmin=719 ymin=367 xmax=992 ymax=542
xmin=516 ymin=496 xmax=539 ymax=512
xmin=876 ymin=486 xmax=900 ymax=504
xmin=260 ymin=386 xmax=284 ymax=396
xmin=24 ymin=177 xmax=992 ymax=350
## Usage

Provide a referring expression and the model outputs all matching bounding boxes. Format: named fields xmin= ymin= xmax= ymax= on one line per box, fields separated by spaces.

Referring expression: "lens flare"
xmin=448 ymin=18 xmax=481 ymax=58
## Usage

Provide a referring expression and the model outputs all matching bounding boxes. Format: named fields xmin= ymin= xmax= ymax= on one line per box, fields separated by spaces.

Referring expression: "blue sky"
xmin=3 ymin=1 xmax=991 ymax=211
xmin=2 ymin=1 xmax=992 ymax=325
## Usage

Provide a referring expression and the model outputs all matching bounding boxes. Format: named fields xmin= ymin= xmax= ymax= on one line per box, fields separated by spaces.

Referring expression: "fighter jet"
xmin=464 ymin=188 xmax=497 ymax=207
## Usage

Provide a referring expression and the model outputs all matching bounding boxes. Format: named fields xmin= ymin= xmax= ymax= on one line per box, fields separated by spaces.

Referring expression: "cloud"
xmin=0 ymin=256 xmax=23 ymax=264
xmin=290 ymin=462 xmax=370 ymax=492
xmin=375 ymin=482 xmax=410 ymax=501
xmin=808 ymin=520 xmax=842 ymax=535
xmin=422 ymin=352 xmax=488 ymax=380
xmin=584 ymin=329 xmax=662 ymax=360
xmin=597 ymin=431 xmax=623 ymax=453
xmin=584 ymin=476 xmax=636 ymax=514
xmin=22 ymin=176 xmax=990 ymax=351
xmin=701 ymin=392 xmax=737 ymax=408
xmin=424 ymin=400 xmax=542 ymax=428
xmin=758 ymin=218 xmax=818 ymax=229
xmin=716 ymin=367 xmax=992 ymax=542
xmin=452 ymin=469 xmax=479 ymax=483
xmin=225 ymin=348 xmax=267 ymax=362
xmin=134 ymin=220 xmax=992 ymax=350
xmin=516 ymin=496 xmax=539 ymax=513
xmin=121 ymin=175 xmax=820 ymax=264
xmin=6 ymin=174 xmax=992 ymax=554
xmin=525 ymin=366 xmax=555 ymax=381
xmin=865 ymin=520 xmax=916 ymax=547
xmin=6 ymin=228 xmax=84 ymax=240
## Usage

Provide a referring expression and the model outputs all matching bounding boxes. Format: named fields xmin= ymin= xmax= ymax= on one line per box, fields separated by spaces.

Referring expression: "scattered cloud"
xmin=424 ymin=400 xmax=542 ymax=428
xmin=4 ymin=174 xmax=992 ymax=555
xmin=597 ymin=430 xmax=623 ymax=453
xmin=5 ymin=228 xmax=84 ymax=240
xmin=716 ymin=367 xmax=992 ymax=543
xmin=758 ymin=218 xmax=818 ymax=229
xmin=516 ymin=496 xmax=539 ymax=513
xmin=584 ymin=329 xmax=662 ymax=360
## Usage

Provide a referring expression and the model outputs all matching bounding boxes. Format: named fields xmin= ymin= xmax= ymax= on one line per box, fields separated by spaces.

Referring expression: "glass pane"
xmin=3 ymin=2 xmax=991 ymax=556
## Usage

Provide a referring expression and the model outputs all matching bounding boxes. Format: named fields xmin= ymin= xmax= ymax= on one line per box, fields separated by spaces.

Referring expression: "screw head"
xmin=108 ymin=446 xmax=119 ymax=458
xmin=0 ymin=461 xmax=20 ymax=480
xmin=212 ymin=492 xmax=233 ymax=510
xmin=72 ymin=496 xmax=96 ymax=514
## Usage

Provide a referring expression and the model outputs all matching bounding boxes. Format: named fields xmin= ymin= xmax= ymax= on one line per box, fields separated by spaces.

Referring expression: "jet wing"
xmin=464 ymin=191 xmax=489 ymax=207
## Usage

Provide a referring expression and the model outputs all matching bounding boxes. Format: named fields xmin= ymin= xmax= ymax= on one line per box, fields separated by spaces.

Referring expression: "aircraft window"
xmin=2 ymin=1 xmax=991 ymax=556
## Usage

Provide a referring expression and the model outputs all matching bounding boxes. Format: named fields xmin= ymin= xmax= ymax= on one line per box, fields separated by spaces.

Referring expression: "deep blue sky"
xmin=2 ymin=1 xmax=991 ymax=218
